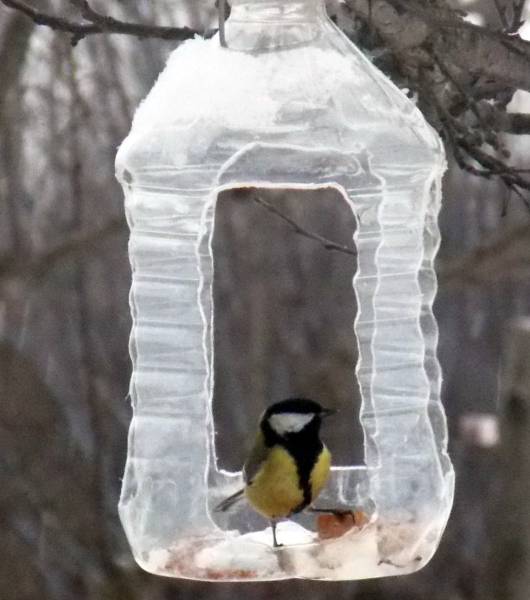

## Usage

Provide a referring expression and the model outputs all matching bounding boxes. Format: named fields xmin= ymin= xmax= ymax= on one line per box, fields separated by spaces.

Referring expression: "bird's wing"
xmin=214 ymin=488 xmax=245 ymax=512
xmin=242 ymin=431 xmax=268 ymax=484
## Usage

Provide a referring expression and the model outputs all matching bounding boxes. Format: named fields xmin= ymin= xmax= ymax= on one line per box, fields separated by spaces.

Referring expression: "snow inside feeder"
xmin=115 ymin=0 xmax=455 ymax=581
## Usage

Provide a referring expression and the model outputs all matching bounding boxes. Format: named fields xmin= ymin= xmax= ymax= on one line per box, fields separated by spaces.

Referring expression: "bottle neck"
xmin=229 ymin=0 xmax=324 ymax=20
xmin=224 ymin=0 xmax=328 ymax=51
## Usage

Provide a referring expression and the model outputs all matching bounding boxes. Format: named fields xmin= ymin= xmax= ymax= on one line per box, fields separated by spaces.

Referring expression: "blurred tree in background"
xmin=0 ymin=1 xmax=529 ymax=599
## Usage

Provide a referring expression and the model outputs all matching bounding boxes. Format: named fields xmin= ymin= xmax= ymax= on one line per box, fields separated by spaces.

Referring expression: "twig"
xmin=492 ymin=0 xmax=510 ymax=29
xmin=382 ymin=0 xmax=530 ymax=54
xmin=251 ymin=193 xmax=357 ymax=256
xmin=492 ymin=0 xmax=527 ymax=35
xmin=459 ymin=139 xmax=530 ymax=194
xmin=428 ymin=48 xmax=530 ymax=208
xmin=509 ymin=0 xmax=527 ymax=34
xmin=492 ymin=111 xmax=530 ymax=135
xmin=0 ymin=0 xmax=206 ymax=45
xmin=418 ymin=68 xmax=530 ymax=210
xmin=432 ymin=51 xmax=487 ymax=129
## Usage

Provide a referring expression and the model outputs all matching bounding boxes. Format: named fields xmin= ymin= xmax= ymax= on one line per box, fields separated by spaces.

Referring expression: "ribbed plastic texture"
xmin=116 ymin=0 xmax=454 ymax=581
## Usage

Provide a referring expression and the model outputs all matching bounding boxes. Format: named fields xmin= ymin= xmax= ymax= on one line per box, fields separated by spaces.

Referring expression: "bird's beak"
xmin=320 ymin=407 xmax=337 ymax=418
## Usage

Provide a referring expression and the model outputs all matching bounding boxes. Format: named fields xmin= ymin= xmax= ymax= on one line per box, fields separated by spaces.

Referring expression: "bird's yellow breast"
xmin=245 ymin=445 xmax=331 ymax=519
xmin=311 ymin=445 xmax=332 ymax=500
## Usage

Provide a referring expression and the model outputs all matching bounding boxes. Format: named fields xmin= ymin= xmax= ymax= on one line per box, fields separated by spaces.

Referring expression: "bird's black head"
xmin=260 ymin=398 xmax=335 ymax=442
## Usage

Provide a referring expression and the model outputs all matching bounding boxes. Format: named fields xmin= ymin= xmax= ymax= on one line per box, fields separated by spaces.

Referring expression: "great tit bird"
xmin=215 ymin=398 xmax=335 ymax=547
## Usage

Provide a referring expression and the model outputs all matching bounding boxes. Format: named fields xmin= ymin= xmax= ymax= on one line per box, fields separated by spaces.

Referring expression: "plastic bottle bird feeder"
xmin=116 ymin=0 xmax=455 ymax=582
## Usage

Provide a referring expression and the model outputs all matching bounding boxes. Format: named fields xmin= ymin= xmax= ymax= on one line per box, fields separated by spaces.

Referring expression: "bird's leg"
xmin=271 ymin=520 xmax=283 ymax=548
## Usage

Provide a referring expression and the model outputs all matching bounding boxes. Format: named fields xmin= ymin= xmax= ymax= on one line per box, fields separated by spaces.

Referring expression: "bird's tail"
xmin=214 ymin=488 xmax=245 ymax=512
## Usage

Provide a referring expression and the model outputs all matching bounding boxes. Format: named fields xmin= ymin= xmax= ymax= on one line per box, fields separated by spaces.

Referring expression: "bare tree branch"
xmin=492 ymin=0 xmax=527 ymax=34
xmin=347 ymin=0 xmax=530 ymax=92
xmin=510 ymin=0 xmax=528 ymax=34
xmin=414 ymin=66 xmax=530 ymax=211
xmin=0 ymin=0 xmax=206 ymax=45
xmin=480 ymin=108 xmax=530 ymax=135
xmin=251 ymin=192 xmax=357 ymax=256
xmin=492 ymin=0 xmax=510 ymax=29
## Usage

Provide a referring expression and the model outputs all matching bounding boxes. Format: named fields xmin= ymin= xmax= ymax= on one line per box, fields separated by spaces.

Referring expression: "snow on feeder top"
xmin=115 ymin=0 xmax=454 ymax=582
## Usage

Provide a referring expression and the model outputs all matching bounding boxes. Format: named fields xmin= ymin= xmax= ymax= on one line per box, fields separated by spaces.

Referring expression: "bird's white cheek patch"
xmin=269 ymin=413 xmax=314 ymax=435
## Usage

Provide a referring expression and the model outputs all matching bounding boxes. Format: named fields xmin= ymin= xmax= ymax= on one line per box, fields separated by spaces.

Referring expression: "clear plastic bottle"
xmin=116 ymin=0 xmax=454 ymax=581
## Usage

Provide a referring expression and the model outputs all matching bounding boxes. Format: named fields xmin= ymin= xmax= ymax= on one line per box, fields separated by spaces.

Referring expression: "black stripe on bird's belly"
xmin=283 ymin=429 xmax=323 ymax=513
xmin=261 ymin=417 xmax=324 ymax=513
